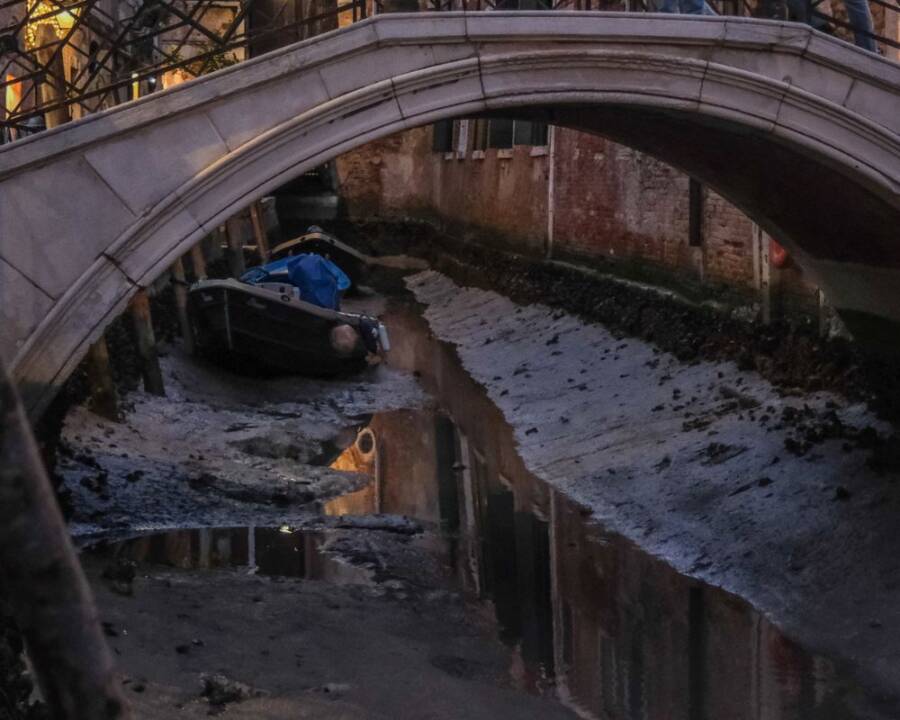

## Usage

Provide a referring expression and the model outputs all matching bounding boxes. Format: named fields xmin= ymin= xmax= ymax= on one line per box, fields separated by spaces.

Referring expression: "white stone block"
xmin=205 ymin=71 xmax=331 ymax=151
xmin=0 ymin=258 xmax=53 ymax=365
xmin=393 ymin=60 xmax=485 ymax=120
xmin=85 ymin=114 xmax=229 ymax=216
xmin=0 ymin=154 xmax=135 ymax=298
xmin=13 ymin=256 xmax=134 ymax=412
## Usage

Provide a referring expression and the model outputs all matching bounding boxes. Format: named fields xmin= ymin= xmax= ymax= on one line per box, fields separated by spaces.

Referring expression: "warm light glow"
xmin=161 ymin=68 xmax=191 ymax=90
xmin=131 ymin=71 xmax=139 ymax=100
xmin=4 ymin=74 xmax=22 ymax=117
xmin=24 ymin=0 xmax=80 ymax=48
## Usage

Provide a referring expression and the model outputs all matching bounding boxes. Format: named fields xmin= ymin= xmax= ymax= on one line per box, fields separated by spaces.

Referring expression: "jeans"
xmin=843 ymin=0 xmax=877 ymax=51
xmin=655 ymin=0 xmax=718 ymax=15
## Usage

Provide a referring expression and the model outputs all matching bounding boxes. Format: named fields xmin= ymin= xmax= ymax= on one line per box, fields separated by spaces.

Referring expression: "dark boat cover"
xmin=241 ymin=254 xmax=351 ymax=310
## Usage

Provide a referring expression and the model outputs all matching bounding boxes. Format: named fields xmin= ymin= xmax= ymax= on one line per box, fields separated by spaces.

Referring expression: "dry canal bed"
xmin=56 ymin=275 xmax=900 ymax=719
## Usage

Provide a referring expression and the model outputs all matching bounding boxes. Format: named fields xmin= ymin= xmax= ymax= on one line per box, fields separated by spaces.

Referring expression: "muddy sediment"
xmin=332 ymin=219 xmax=900 ymax=428
xmin=13 ymin=226 xmax=900 ymax=719
xmin=58 ymin=348 xmax=424 ymax=539
xmin=82 ymin=528 xmax=576 ymax=720
xmin=403 ymin=270 xmax=900 ymax=718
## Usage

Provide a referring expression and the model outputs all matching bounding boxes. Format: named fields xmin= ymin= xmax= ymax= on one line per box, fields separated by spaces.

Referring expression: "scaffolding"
xmin=0 ymin=0 xmax=369 ymax=139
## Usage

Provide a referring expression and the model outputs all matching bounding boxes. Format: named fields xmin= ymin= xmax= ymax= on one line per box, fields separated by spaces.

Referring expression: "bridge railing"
xmin=420 ymin=0 xmax=899 ymax=53
xmin=1 ymin=0 xmax=896 ymax=143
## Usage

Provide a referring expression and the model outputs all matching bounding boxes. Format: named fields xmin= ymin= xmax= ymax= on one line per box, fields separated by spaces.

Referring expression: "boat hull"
xmin=188 ymin=280 xmax=370 ymax=376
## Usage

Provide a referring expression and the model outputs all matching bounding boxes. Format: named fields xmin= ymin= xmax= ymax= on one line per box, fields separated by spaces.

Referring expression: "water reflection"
xmin=90 ymin=527 xmax=371 ymax=585
xmin=363 ymin=300 xmax=862 ymax=719
xmin=92 ymin=299 xmax=867 ymax=719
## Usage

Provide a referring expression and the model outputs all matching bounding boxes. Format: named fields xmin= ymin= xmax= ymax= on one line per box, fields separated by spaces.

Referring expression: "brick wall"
xmin=335 ymin=122 xmax=820 ymax=317
xmin=701 ymin=187 xmax=757 ymax=289
xmin=336 ymin=128 xmax=435 ymax=220
xmin=336 ymin=124 xmax=549 ymax=254
xmin=551 ymin=130 xmax=693 ymax=276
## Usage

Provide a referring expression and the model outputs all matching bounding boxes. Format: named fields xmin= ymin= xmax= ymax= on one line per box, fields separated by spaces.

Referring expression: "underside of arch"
xmin=3 ymin=14 xmax=898 ymax=416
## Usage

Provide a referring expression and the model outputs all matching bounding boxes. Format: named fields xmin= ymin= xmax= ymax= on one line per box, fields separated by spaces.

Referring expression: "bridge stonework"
xmin=0 ymin=12 xmax=898 ymax=415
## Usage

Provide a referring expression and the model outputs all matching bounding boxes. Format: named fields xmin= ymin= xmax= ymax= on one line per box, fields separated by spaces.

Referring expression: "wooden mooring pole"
xmin=0 ymin=359 xmax=131 ymax=720
xmin=225 ymin=216 xmax=246 ymax=277
xmin=249 ymin=201 xmax=270 ymax=263
xmin=171 ymin=257 xmax=195 ymax=355
xmin=190 ymin=243 xmax=208 ymax=280
xmin=129 ymin=289 xmax=165 ymax=396
xmin=85 ymin=337 xmax=118 ymax=421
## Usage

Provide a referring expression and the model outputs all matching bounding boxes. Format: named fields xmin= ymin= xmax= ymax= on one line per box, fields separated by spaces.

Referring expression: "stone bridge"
xmin=1 ymin=11 xmax=898 ymax=415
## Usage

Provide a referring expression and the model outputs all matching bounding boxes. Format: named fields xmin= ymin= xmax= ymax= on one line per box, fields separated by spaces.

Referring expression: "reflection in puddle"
xmin=359 ymin=301 xmax=865 ymax=719
xmin=88 ymin=527 xmax=372 ymax=585
xmin=92 ymin=299 xmax=870 ymax=719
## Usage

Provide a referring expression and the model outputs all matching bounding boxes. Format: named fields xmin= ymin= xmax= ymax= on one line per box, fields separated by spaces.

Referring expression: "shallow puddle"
xmin=86 ymin=527 xmax=372 ymax=585
xmin=327 ymin=300 xmax=873 ymax=719
xmin=87 ymin=298 xmax=883 ymax=719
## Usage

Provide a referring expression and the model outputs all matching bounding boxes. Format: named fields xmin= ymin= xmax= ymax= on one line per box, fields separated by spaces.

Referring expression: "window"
xmin=452 ymin=118 xmax=549 ymax=154
xmin=513 ymin=120 xmax=548 ymax=147
xmin=488 ymin=119 xmax=548 ymax=149
xmin=487 ymin=118 xmax=514 ymax=149
xmin=432 ymin=118 xmax=453 ymax=152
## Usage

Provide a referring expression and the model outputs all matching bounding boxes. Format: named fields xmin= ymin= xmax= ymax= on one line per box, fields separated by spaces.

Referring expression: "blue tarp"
xmin=241 ymin=254 xmax=351 ymax=310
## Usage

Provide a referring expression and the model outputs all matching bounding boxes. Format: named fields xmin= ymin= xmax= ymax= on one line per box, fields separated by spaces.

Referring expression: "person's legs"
xmin=843 ymin=0 xmax=877 ymax=51
xmin=678 ymin=0 xmax=716 ymax=15
xmin=654 ymin=0 xmax=679 ymax=12
xmin=678 ymin=0 xmax=717 ymax=14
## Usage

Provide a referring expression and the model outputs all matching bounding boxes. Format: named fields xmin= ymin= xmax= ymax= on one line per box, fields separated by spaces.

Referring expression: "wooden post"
xmin=225 ymin=216 xmax=246 ymax=277
xmin=190 ymin=242 xmax=207 ymax=280
xmin=171 ymin=258 xmax=195 ymax=355
xmin=752 ymin=224 xmax=773 ymax=325
xmin=85 ymin=337 xmax=118 ymax=421
xmin=128 ymin=290 xmax=165 ymax=396
xmin=249 ymin=201 xmax=270 ymax=263
xmin=0 ymin=359 xmax=131 ymax=720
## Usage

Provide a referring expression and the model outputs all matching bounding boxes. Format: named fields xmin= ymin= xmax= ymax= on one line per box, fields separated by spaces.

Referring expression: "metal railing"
xmin=1 ymin=0 xmax=895 ymax=140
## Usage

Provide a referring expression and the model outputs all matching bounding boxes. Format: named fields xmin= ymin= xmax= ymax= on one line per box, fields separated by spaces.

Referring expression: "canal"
xmin=73 ymin=289 xmax=876 ymax=719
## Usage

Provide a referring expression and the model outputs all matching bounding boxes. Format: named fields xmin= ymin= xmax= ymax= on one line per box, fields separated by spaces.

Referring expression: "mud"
xmin=404 ymin=270 xmax=900 ymax=718
xmin=328 ymin=219 xmax=900 ymax=428
xmin=16 ymin=228 xmax=900 ymax=719
xmin=81 ymin=525 xmax=576 ymax=720
xmin=57 ymin=345 xmax=423 ymax=539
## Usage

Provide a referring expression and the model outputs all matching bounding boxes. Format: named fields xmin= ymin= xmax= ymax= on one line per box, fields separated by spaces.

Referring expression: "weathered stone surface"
xmin=0 ymin=12 xmax=897 ymax=415
xmin=0 ymin=155 xmax=135 ymax=298
xmin=0 ymin=259 xmax=53 ymax=365
xmin=84 ymin=114 xmax=230 ymax=216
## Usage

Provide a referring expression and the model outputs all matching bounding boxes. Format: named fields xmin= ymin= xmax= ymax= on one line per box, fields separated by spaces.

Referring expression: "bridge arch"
xmin=1 ymin=11 xmax=898 ymax=414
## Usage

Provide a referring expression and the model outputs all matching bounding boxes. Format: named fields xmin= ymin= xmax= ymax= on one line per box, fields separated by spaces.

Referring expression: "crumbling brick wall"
xmin=336 ymin=124 xmax=820 ymax=317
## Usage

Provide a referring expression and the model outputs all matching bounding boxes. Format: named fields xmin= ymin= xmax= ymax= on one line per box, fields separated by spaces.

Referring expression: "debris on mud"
xmin=406 ymin=269 xmax=900 ymax=714
xmin=332 ymin=514 xmax=423 ymax=535
xmin=200 ymin=673 xmax=262 ymax=708
xmin=334 ymin=219 xmax=900 ymax=423
xmin=57 ymin=348 xmax=424 ymax=538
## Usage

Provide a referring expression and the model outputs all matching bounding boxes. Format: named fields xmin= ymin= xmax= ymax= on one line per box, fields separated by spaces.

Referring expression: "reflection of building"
xmin=357 ymin=302 xmax=851 ymax=718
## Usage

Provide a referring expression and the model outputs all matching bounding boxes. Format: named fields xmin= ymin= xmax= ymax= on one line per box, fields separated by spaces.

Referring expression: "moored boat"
xmin=188 ymin=278 xmax=388 ymax=376
xmin=270 ymin=229 xmax=370 ymax=291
